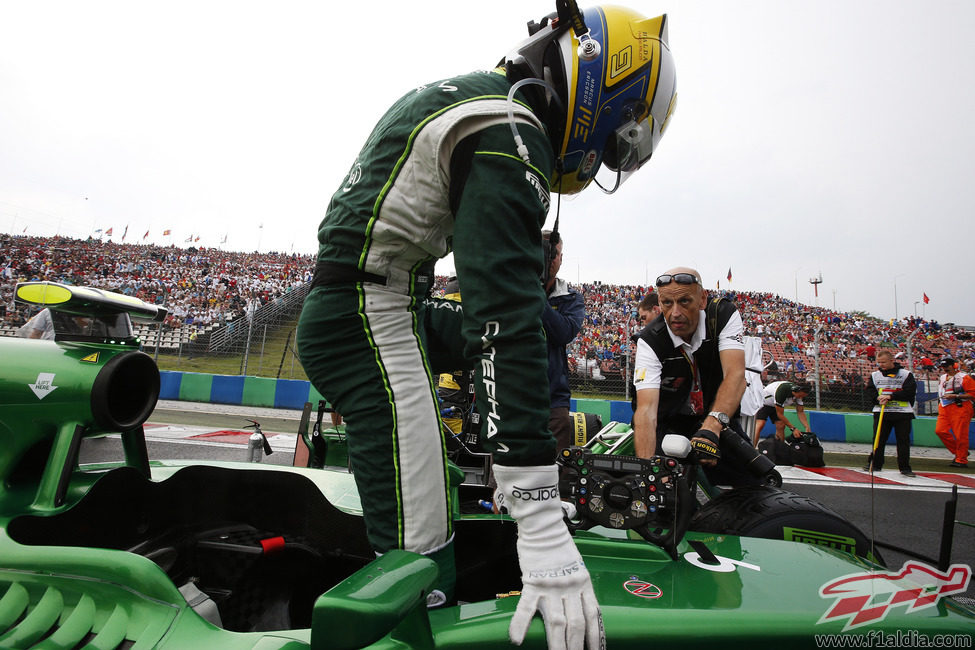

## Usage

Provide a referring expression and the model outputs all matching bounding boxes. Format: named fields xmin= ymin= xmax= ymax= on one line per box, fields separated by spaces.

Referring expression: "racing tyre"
xmin=689 ymin=486 xmax=884 ymax=565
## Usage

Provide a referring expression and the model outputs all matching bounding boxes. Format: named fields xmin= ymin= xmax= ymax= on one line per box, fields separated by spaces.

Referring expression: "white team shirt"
xmin=16 ymin=308 xmax=55 ymax=340
xmin=762 ymin=380 xmax=803 ymax=408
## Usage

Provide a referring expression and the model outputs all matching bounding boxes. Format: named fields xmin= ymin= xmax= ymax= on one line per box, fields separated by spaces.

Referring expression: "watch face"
xmin=711 ymin=411 xmax=729 ymax=425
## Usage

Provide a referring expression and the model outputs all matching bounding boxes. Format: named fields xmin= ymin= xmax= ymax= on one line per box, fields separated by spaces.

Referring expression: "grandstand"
xmin=1 ymin=234 xmax=313 ymax=356
xmin=3 ymin=234 xmax=973 ymax=403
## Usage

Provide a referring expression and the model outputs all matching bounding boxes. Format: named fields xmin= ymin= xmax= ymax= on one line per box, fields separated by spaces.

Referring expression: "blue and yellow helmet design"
xmin=507 ymin=5 xmax=677 ymax=195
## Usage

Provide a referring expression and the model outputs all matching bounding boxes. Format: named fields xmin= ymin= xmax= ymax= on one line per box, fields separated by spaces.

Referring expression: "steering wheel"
xmin=557 ymin=447 xmax=696 ymax=560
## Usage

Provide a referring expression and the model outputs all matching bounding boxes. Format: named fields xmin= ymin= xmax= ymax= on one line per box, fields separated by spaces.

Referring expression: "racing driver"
xmin=298 ymin=3 xmax=677 ymax=648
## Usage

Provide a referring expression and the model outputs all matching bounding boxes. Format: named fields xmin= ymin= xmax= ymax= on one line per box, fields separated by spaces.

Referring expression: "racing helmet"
xmin=505 ymin=4 xmax=677 ymax=194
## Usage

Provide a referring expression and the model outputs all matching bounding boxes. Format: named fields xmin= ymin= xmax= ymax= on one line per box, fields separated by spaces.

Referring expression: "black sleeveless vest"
xmin=637 ymin=297 xmax=738 ymax=436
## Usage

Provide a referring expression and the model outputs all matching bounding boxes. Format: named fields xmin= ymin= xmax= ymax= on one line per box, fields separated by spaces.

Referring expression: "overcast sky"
xmin=2 ymin=1 xmax=974 ymax=326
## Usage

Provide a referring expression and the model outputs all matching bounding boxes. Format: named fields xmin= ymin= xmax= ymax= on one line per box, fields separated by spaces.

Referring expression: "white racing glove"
xmin=493 ymin=464 xmax=604 ymax=650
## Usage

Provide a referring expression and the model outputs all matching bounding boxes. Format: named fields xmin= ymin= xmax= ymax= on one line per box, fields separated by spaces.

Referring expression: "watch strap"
xmin=707 ymin=410 xmax=729 ymax=425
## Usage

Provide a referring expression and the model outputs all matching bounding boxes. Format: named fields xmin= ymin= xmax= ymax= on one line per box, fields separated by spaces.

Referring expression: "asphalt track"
xmin=78 ymin=400 xmax=975 ymax=600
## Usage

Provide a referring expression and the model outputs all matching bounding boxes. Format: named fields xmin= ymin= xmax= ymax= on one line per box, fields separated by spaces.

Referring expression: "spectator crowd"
xmin=1 ymin=234 xmax=314 ymax=334
xmin=5 ymin=234 xmax=973 ymax=391
xmin=445 ymin=279 xmax=974 ymax=391
xmin=733 ymin=291 xmax=975 ymax=382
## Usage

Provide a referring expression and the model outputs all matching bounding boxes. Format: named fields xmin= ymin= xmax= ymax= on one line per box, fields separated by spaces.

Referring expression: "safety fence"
xmin=1 ymin=281 xmax=956 ymax=417
xmin=139 ymin=284 xmax=309 ymax=380
xmin=158 ymin=370 xmax=971 ymax=448
xmin=569 ymin=328 xmax=949 ymax=417
xmin=764 ymin=326 xmax=947 ymax=415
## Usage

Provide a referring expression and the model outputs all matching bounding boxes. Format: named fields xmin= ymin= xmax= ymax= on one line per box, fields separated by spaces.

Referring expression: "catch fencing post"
xmin=242 ymin=314 xmax=253 ymax=376
xmin=154 ymin=283 xmax=168 ymax=363
xmin=906 ymin=327 xmax=920 ymax=414
xmin=813 ymin=325 xmax=822 ymax=409
xmin=625 ymin=347 xmax=631 ymax=402
xmin=258 ymin=324 xmax=267 ymax=375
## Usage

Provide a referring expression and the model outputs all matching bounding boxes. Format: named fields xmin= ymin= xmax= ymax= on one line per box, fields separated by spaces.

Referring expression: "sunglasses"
xmin=655 ymin=273 xmax=700 ymax=287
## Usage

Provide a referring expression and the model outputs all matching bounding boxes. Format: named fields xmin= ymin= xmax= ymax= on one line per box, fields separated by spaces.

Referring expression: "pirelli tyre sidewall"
xmin=689 ymin=486 xmax=884 ymax=566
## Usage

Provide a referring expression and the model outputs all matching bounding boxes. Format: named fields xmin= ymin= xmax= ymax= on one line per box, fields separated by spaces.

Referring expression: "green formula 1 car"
xmin=1 ymin=282 xmax=973 ymax=649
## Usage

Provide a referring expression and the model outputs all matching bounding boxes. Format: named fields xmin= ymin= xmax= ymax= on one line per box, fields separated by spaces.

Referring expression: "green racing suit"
xmin=297 ymin=69 xmax=556 ymax=564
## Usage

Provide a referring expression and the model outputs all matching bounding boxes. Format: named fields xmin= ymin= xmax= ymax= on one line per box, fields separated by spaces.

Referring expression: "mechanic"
xmin=296 ymin=4 xmax=677 ymax=649
xmin=934 ymin=357 xmax=974 ymax=468
xmin=16 ymin=307 xmax=56 ymax=339
xmin=17 ymin=307 xmax=93 ymax=341
xmin=863 ymin=349 xmax=917 ymax=477
xmin=434 ymin=278 xmax=475 ymax=439
xmin=632 ymin=268 xmax=761 ymax=487
xmin=541 ymin=230 xmax=585 ymax=451
xmin=752 ymin=380 xmax=812 ymax=446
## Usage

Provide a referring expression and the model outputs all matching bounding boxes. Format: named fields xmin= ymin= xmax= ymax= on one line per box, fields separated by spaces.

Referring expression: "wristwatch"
xmin=707 ymin=411 xmax=730 ymax=426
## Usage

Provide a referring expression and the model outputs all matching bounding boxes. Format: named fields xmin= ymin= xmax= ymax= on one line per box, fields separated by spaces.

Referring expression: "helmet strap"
xmin=555 ymin=0 xmax=600 ymax=60
xmin=555 ymin=0 xmax=588 ymax=40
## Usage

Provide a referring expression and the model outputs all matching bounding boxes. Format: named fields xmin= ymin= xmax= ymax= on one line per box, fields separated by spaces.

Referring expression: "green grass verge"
xmin=153 ymin=318 xmax=308 ymax=381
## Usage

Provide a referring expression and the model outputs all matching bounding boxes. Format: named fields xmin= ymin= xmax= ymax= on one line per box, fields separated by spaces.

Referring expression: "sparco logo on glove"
xmin=510 ymin=484 xmax=560 ymax=501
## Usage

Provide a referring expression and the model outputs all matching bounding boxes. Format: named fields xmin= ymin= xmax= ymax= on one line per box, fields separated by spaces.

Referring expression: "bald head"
xmin=656 ymin=267 xmax=704 ymax=297
xmin=656 ymin=266 xmax=706 ymax=341
xmin=663 ymin=266 xmax=703 ymax=285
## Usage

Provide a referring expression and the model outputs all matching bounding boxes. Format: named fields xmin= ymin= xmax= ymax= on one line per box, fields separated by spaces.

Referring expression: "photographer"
xmin=632 ymin=267 xmax=762 ymax=487
xmin=541 ymin=230 xmax=584 ymax=451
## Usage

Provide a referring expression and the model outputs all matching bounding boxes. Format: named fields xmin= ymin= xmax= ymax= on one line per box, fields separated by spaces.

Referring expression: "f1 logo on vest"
xmin=661 ymin=376 xmax=686 ymax=392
